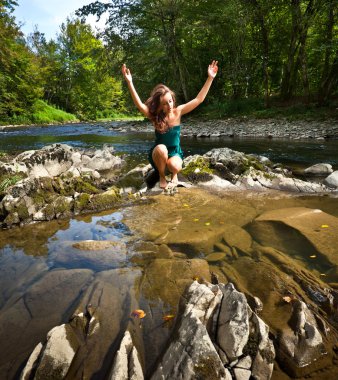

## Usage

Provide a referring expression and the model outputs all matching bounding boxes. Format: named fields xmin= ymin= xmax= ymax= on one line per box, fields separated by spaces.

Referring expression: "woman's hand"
xmin=208 ymin=60 xmax=218 ymax=79
xmin=122 ymin=63 xmax=132 ymax=83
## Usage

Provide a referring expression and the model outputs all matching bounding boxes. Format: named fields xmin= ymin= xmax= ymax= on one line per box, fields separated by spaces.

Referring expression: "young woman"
xmin=122 ymin=61 xmax=218 ymax=189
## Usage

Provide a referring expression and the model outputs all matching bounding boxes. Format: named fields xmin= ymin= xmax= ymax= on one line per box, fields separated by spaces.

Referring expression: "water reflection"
xmin=1 ymin=148 xmax=338 ymax=378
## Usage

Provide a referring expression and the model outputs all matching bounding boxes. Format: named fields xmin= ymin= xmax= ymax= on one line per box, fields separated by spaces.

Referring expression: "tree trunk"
xmin=318 ymin=0 xmax=335 ymax=105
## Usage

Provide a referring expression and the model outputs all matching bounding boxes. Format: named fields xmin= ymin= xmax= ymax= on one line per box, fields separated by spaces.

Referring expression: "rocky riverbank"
xmin=1 ymin=144 xmax=338 ymax=228
xmin=108 ymin=117 xmax=338 ymax=140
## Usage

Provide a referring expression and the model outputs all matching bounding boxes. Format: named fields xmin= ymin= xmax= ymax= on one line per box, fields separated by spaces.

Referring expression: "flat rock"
xmin=248 ymin=207 xmax=338 ymax=269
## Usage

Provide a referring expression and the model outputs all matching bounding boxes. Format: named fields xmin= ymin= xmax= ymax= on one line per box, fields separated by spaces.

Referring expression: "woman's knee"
xmin=152 ymin=144 xmax=168 ymax=158
xmin=167 ymin=156 xmax=182 ymax=172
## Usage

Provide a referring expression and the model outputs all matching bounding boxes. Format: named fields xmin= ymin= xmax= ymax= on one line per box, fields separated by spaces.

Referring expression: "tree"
xmin=0 ymin=0 xmax=42 ymax=120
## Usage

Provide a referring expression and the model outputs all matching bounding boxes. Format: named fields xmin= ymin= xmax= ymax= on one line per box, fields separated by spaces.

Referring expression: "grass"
xmin=0 ymin=174 xmax=24 ymax=193
xmin=31 ymin=100 xmax=78 ymax=124
xmin=0 ymin=100 xmax=78 ymax=126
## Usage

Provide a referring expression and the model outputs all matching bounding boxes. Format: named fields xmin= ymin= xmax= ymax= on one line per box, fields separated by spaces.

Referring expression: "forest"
xmin=0 ymin=0 xmax=337 ymax=124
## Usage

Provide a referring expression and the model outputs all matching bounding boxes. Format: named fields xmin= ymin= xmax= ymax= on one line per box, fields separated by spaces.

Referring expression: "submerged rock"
xmin=247 ymin=207 xmax=338 ymax=270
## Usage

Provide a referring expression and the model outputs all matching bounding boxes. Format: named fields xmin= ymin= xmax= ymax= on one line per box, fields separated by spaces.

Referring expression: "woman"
xmin=121 ymin=61 xmax=218 ymax=189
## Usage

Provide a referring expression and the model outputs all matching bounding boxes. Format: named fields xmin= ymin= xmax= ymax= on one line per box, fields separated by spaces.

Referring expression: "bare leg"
xmin=152 ymin=144 xmax=169 ymax=189
xmin=167 ymin=156 xmax=182 ymax=184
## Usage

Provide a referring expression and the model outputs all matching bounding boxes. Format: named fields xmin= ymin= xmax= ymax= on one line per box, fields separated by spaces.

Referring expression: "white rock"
xmin=324 ymin=170 xmax=338 ymax=188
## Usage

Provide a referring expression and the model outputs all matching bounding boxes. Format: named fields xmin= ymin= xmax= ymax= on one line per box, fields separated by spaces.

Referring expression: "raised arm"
xmin=177 ymin=60 xmax=218 ymax=116
xmin=121 ymin=64 xmax=149 ymax=117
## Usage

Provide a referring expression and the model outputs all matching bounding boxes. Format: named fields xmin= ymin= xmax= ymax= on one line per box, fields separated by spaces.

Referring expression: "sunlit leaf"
xmin=282 ymin=296 xmax=293 ymax=303
xmin=163 ymin=314 xmax=175 ymax=322
xmin=193 ymin=218 xmax=199 ymax=222
xmin=309 ymin=255 xmax=317 ymax=258
xmin=321 ymin=224 xmax=329 ymax=228
xmin=183 ymin=204 xmax=189 ymax=207
xmin=131 ymin=309 xmax=146 ymax=319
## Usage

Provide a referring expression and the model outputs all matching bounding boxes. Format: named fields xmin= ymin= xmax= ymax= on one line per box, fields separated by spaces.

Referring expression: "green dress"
xmin=148 ymin=125 xmax=184 ymax=169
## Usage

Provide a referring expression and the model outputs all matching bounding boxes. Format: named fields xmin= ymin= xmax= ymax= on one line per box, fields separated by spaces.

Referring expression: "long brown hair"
xmin=145 ymin=84 xmax=176 ymax=133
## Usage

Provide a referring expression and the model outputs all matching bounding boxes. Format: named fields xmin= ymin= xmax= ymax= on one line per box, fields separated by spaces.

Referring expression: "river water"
xmin=0 ymin=122 xmax=337 ymax=379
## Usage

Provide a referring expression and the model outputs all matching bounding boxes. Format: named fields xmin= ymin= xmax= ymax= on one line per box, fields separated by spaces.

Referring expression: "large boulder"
xmin=181 ymin=148 xmax=331 ymax=194
xmin=151 ymin=281 xmax=275 ymax=380
xmin=324 ymin=170 xmax=338 ymax=188
xmin=0 ymin=144 xmax=123 ymax=179
xmin=304 ymin=163 xmax=333 ymax=175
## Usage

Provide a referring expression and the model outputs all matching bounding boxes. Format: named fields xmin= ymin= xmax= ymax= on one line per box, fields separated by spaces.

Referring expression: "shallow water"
xmin=1 ymin=123 xmax=338 ymax=172
xmin=0 ymin=188 xmax=337 ymax=379
xmin=1 ymin=122 xmax=338 ymax=378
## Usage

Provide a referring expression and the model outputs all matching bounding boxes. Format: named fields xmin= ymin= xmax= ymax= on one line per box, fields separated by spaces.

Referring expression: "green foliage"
xmin=1 ymin=0 xmax=337 ymax=124
xmin=0 ymin=173 xmax=24 ymax=193
xmin=31 ymin=100 xmax=77 ymax=124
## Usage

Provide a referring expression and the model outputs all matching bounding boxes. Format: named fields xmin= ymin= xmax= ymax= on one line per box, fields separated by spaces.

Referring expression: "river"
xmin=0 ymin=122 xmax=337 ymax=379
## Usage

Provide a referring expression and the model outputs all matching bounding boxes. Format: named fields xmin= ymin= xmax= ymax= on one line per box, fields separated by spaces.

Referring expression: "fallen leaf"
xmin=282 ymin=296 xmax=293 ymax=303
xmin=193 ymin=218 xmax=199 ymax=222
xmin=163 ymin=314 xmax=175 ymax=322
xmin=205 ymin=222 xmax=211 ymax=226
xmin=183 ymin=204 xmax=189 ymax=207
xmin=309 ymin=255 xmax=317 ymax=258
xmin=321 ymin=224 xmax=329 ymax=228
xmin=131 ymin=309 xmax=146 ymax=319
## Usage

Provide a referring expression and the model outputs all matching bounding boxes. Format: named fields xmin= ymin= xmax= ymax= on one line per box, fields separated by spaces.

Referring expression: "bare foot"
xmin=159 ymin=177 xmax=168 ymax=189
xmin=171 ymin=174 xmax=178 ymax=185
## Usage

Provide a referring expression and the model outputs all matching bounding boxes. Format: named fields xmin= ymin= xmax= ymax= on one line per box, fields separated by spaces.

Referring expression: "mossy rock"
xmin=182 ymin=157 xmax=214 ymax=176
xmin=73 ymin=177 xmax=100 ymax=194
xmin=42 ymin=203 xmax=55 ymax=221
xmin=88 ymin=192 xmax=119 ymax=212
xmin=53 ymin=196 xmax=73 ymax=216
xmin=74 ymin=193 xmax=91 ymax=212
xmin=182 ymin=157 xmax=214 ymax=183
xmin=16 ymin=203 xmax=30 ymax=220
xmin=4 ymin=212 xmax=20 ymax=226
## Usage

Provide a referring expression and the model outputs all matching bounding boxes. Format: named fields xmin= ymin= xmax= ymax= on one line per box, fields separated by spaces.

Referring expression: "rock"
xmin=217 ymin=283 xmax=250 ymax=361
xmin=0 ymin=145 xmax=124 ymax=227
xmin=0 ymin=269 xmax=93 ymax=380
xmin=151 ymin=281 xmax=229 ymax=380
xmin=20 ymin=342 xmax=43 ymax=380
xmin=324 ymin=170 xmax=338 ymax=188
xmin=206 ymin=252 xmax=227 ymax=262
xmin=221 ymin=224 xmax=252 ymax=253
xmin=72 ymin=240 xmax=124 ymax=251
xmin=34 ymin=324 xmax=80 ymax=379
xmin=304 ymin=163 xmax=333 ymax=175
xmin=278 ymin=300 xmax=327 ymax=377
xmin=54 ymin=240 xmax=127 ymax=271
xmin=109 ymin=330 xmax=144 ymax=380
xmin=233 ymin=368 xmax=251 ymax=380
xmin=247 ymin=207 xmax=338 ymax=268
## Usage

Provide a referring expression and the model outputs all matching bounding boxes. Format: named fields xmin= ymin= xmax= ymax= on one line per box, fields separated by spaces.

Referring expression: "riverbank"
xmin=1 ymin=116 xmax=337 ymax=140
xmin=107 ymin=117 xmax=338 ymax=140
